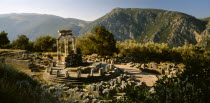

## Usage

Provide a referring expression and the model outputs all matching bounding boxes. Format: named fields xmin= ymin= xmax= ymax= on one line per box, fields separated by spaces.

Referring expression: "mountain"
xmin=1 ymin=9 xmax=209 ymax=48
xmin=196 ymin=17 xmax=210 ymax=50
xmin=0 ymin=13 xmax=88 ymax=40
xmin=80 ymin=8 xmax=208 ymax=47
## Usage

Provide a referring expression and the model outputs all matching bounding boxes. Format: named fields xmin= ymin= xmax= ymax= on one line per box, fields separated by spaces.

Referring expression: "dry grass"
xmin=0 ymin=49 xmax=26 ymax=53
xmin=0 ymin=63 xmax=59 ymax=103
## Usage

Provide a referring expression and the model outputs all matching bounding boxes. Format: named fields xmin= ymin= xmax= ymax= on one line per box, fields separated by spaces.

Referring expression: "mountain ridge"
xmin=0 ymin=13 xmax=88 ymax=40
xmin=80 ymin=8 xmax=208 ymax=47
xmin=0 ymin=8 xmax=209 ymax=48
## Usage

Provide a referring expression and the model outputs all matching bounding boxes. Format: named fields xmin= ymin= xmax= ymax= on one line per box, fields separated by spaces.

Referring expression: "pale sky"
xmin=0 ymin=0 xmax=210 ymax=21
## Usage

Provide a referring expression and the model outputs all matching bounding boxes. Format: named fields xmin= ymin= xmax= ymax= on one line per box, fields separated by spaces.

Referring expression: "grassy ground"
xmin=0 ymin=49 xmax=26 ymax=53
xmin=0 ymin=63 xmax=58 ymax=103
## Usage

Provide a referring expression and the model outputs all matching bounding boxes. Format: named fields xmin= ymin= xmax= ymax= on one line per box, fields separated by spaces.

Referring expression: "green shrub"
xmin=116 ymin=40 xmax=210 ymax=63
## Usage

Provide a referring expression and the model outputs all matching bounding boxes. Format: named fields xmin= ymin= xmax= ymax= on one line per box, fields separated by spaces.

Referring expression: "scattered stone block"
xmin=56 ymin=70 xmax=61 ymax=77
xmin=90 ymin=68 xmax=94 ymax=77
xmin=152 ymin=63 xmax=158 ymax=69
xmin=141 ymin=64 xmax=145 ymax=69
xmin=99 ymin=68 xmax=104 ymax=76
xmin=65 ymin=71 xmax=69 ymax=78
xmin=50 ymin=69 xmax=53 ymax=75
xmin=77 ymin=69 xmax=81 ymax=78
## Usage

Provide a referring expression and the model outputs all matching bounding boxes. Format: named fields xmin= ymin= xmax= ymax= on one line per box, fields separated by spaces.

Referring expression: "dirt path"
xmin=115 ymin=64 xmax=158 ymax=87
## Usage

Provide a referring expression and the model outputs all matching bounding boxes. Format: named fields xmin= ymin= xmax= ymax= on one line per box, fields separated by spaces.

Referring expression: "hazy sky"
xmin=0 ymin=0 xmax=210 ymax=21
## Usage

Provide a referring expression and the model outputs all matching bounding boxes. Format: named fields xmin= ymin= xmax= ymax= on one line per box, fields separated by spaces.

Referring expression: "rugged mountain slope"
xmin=80 ymin=8 xmax=207 ymax=46
xmin=196 ymin=17 xmax=210 ymax=50
xmin=0 ymin=13 xmax=88 ymax=40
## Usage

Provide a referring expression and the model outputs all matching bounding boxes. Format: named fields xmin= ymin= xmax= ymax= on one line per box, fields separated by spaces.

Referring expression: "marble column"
xmin=64 ymin=37 xmax=69 ymax=57
xmin=72 ymin=37 xmax=77 ymax=54
xmin=57 ymin=38 xmax=62 ymax=64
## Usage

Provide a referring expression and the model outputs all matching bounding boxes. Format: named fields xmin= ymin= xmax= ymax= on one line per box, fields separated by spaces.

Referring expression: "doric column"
xmin=72 ymin=37 xmax=77 ymax=54
xmin=65 ymin=37 xmax=69 ymax=56
xmin=64 ymin=37 xmax=66 ymax=57
xmin=57 ymin=38 xmax=61 ymax=64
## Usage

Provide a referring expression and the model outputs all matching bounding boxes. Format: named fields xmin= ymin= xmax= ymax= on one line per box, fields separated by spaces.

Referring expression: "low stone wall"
xmin=4 ymin=58 xmax=31 ymax=69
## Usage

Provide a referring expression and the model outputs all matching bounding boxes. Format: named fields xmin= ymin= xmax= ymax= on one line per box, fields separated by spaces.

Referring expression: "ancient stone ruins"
xmin=0 ymin=30 xmax=185 ymax=102
xmin=57 ymin=30 xmax=82 ymax=67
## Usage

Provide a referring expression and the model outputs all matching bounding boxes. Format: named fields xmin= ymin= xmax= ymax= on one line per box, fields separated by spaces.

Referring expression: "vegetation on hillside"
xmin=0 ymin=63 xmax=58 ymax=103
xmin=80 ymin=8 xmax=208 ymax=47
xmin=116 ymin=40 xmax=209 ymax=62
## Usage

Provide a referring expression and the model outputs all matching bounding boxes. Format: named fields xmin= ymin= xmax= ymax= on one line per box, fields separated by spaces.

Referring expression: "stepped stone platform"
xmin=43 ymin=62 xmax=120 ymax=85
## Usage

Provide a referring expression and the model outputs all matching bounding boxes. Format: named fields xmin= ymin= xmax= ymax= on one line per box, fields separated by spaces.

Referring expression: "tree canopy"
xmin=0 ymin=31 xmax=10 ymax=48
xmin=78 ymin=26 xmax=117 ymax=56
xmin=11 ymin=35 xmax=30 ymax=50
xmin=77 ymin=34 xmax=96 ymax=55
xmin=34 ymin=35 xmax=56 ymax=52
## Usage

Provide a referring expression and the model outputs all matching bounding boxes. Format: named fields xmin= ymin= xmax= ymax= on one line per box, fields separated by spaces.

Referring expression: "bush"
xmin=33 ymin=35 xmax=56 ymax=52
xmin=116 ymin=40 xmax=210 ymax=63
xmin=116 ymin=40 xmax=172 ymax=62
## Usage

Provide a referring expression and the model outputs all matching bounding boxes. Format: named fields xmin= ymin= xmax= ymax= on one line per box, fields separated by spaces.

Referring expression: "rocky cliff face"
xmin=196 ymin=18 xmax=210 ymax=49
xmin=80 ymin=8 xmax=207 ymax=47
